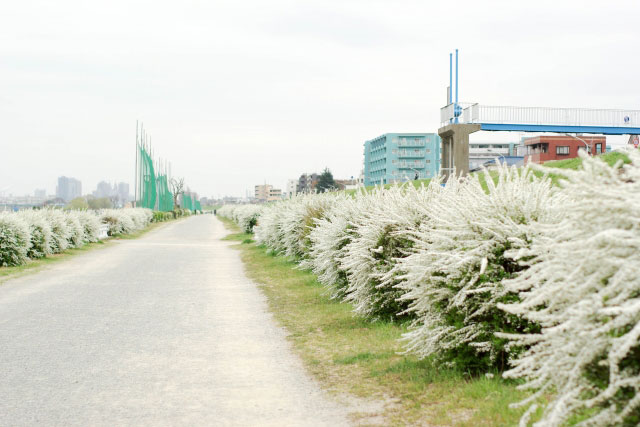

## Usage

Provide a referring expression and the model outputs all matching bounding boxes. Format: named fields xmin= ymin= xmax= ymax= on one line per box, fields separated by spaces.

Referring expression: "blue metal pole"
xmin=449 ymin=53 xmax=452 ymax=105
xmin=455 ymin=49 xmax=459 ymax=104
xmin=454 ymin=49 xmax=459 ymax=124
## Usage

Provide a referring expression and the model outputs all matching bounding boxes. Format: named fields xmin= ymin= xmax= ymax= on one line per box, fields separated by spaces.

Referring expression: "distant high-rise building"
xmin=56 ymin=176 xmax=82 ymax=202
xmin=34 ymin=189 xmax=46 ymax=199
xmin=93 ymin=181 xmax=114 ymax=199
xmin=117 ymin=182 xmax=130 ymax=203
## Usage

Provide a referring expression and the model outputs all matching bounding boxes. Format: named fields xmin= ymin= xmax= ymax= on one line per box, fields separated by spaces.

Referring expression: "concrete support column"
xmin=438 ymin=124 xmax=481 ymax=180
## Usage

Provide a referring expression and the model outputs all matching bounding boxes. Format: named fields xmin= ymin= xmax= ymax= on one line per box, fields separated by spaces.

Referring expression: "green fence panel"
xmin=138 ymin=145 xmax=157 ymax=210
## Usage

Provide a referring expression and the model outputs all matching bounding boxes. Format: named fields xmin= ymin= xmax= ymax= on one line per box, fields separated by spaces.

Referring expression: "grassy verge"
xmin=220 ymin=217 xmax=537 ymax=426
xmin=0 ymin=220 xmax=173 ymax=285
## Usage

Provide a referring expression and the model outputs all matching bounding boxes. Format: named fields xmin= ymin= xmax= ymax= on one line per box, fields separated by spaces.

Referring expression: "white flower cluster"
xmin=395 ymin=165 xmax=562 ymax=368
xmin=498 ymin=150 xmax=640 ymax=426
xmin=254 ymin=193 xmax=344 ymax=260
xmin=99 ymin=208 xmax=153 ymax=236
xmin=0 ymin=208 xmax=153 ymax=267
xmin=218 ymin=204 xmax=263 ymax=234
xmin=221 ymin=153 xmax=640 ymax=425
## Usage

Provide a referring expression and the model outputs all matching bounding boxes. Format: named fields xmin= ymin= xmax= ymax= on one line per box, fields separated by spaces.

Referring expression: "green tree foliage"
xmin=88 ymin=197 xmax=112 ymax=210
xmin=65 ymin=197 xmax=89 ymax=210
xmin=316 ymin=168 xmax=336 ymax=193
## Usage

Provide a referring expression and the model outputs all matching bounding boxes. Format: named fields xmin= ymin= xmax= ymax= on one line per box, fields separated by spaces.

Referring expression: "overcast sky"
xmin=1 ymin=0 xmax=639 ymax=198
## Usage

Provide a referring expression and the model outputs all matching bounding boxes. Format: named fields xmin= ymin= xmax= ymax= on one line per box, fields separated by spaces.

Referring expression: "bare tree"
xmin=170 ymin=177 xmax=185 ymax=208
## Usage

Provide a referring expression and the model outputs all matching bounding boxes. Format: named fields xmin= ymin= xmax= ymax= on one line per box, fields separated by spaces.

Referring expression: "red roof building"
xmin=524 ymin=135 xmax=606 ymax=164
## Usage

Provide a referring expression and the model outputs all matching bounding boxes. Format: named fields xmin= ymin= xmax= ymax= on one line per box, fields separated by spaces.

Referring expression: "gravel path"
xmin=0 ymin=215 xmax=350 ymax=426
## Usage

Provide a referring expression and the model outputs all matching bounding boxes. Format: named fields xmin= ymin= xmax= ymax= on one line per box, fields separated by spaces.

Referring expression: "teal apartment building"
xmin=364 ymin=133 xmax=441 ymax=186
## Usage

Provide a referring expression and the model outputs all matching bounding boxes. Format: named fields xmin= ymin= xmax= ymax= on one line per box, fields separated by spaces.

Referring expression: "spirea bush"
xmin=100 ymin=209 xmax=134 ymax=235
xmin=65 ymin=212 xmax=85 ymax=248
xmin=394 ymin=165 xmax=560 ymax=370
xmin=0 ymin=208 xmax=156 ymax=268
xmin=253 ymin=194 xmax=337 ymax=260
xmin=100 ymin=208 xmax=151 ymax=236
xmin=341 ymin=183 xmax=443 ymax=320
xmin=74 ymin=211 xmax=101 ymax=243
xmin=306 ymin=194 xmax=362 ymax=299
xmin=42 ymin=209 xmax=71 ymax=253
xmin=252 ymin=203 xmax=288 ymax=254
xmin=226 ymin=204 xmax=263 ymax=234
xmin=129 ymin=208 xmax=153 ymax=230
xmin=17 ymin=210 xmax=52 ymax=258
xmin=499 ymin=150 xmax=640 ymax=427
xmin=0 ymin=213 xmax=31 ymax=266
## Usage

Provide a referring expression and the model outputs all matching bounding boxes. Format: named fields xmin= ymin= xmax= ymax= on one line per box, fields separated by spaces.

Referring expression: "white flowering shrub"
xmin=42 ymin=209 xmax=71 ymax=253
xmin=306 ymin=194 xmax=362 ymax=299
xmin=73 ymin=211 xmax=101 ymax=243
xmin=130 ymin=208 xmax=153 ymax=229
xmin=253 ymin=203 xmax=288 ymax=253
xmin=227 ymin=204 xmax=263 ymax=234
xmin=217 ymin=205 xmax=234 ymax=218
xmin=0 ymin=213 xmax=31 ymax=266
xmin=253 ymin=194 xmax=336 ymax=260
xmin=99 ymin=207 xmax=152 ymax=236
xmin=100 ymin=209 xmax=136 ymax=235
xmin=499 ymin=150 xmax=640 ymax=426
xmin=340 ymin=183 xmax=443 ymax=320
xmin=64 ymin=212 xmax=85 ymax=248
xmin=395 ymin=164 xmax=561 ymax=370
xmin=17 ymin=210 xmax=52 ymax=259
xmin=0 ymin=207 xmax=155 ymax=268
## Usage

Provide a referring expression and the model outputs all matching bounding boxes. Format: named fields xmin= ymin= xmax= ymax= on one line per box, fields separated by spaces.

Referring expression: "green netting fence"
xmin=138 ymin=145 xmax=157 ymax=210
xmin=137 ymin=137 xmax=200 ymax=213
xmin=182 ymin=194 xmax=194 ymax=211
xmin=156 ymin=175 xmax=174 ymax=212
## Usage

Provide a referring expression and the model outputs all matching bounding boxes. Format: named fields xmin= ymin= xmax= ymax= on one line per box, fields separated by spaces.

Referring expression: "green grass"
xmin=345 ymin=179 xmax=432 ymax=196
xmin=533 ymin=151 xmax=632 ymax=186
xmin=0 ymin=220 xmax=172 ymax=285
xmin=220 ymin=217 xmax=540 ymax=425
xmin=202 ymin=204 xmax=222 ymax=211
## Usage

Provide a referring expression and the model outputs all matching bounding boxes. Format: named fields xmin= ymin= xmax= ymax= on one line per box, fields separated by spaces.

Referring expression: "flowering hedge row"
xmin=0 ymin=208 xmax=153 ymax=267
xmin=220 ymin=150 xmax=640 ymax=427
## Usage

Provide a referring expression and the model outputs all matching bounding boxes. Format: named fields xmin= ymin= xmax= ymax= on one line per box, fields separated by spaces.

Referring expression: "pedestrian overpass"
xmin=441 ymin=103 xmax=640 ymax=135
xmin=439 ymin=50 xmax=640 ymax=177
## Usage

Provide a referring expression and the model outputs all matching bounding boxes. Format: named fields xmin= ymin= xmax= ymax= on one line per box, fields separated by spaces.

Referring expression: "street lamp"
xmin=401 ymin=167 xmax=422 ymax=182
xmin=565 ymin=133 xmax=592 ymax=155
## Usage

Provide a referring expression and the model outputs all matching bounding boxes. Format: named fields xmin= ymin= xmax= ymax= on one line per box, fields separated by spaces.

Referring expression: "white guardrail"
xmin=441 ymin=103 xmax=640 ymax=128
xmin=98 ymin=224 xmax=110 ymax=239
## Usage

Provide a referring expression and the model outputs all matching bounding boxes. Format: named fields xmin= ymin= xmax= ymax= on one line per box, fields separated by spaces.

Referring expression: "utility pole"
xmin=134 ymin=121 xmax=138 ymax=207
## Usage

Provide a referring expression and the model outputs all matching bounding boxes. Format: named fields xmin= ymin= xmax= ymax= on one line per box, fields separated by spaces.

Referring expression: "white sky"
xmin=1 ymin=0 xmax=639 ymax=198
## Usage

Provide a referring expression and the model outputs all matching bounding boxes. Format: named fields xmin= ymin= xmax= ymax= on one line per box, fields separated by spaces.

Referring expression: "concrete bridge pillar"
xmin=438 ymin=124 xmax=481 ymax=180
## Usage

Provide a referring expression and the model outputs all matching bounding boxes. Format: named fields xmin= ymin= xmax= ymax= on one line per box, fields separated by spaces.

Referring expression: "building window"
xmin=596 ymin=143 xmax=602 ymax=154
xmin=556 ymin=146 xmax=569 ymax=155
xmin=426 ymin=149 xmax=431 ymax=153
xmin=425 ymin=160 xmax=430 ymax=163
